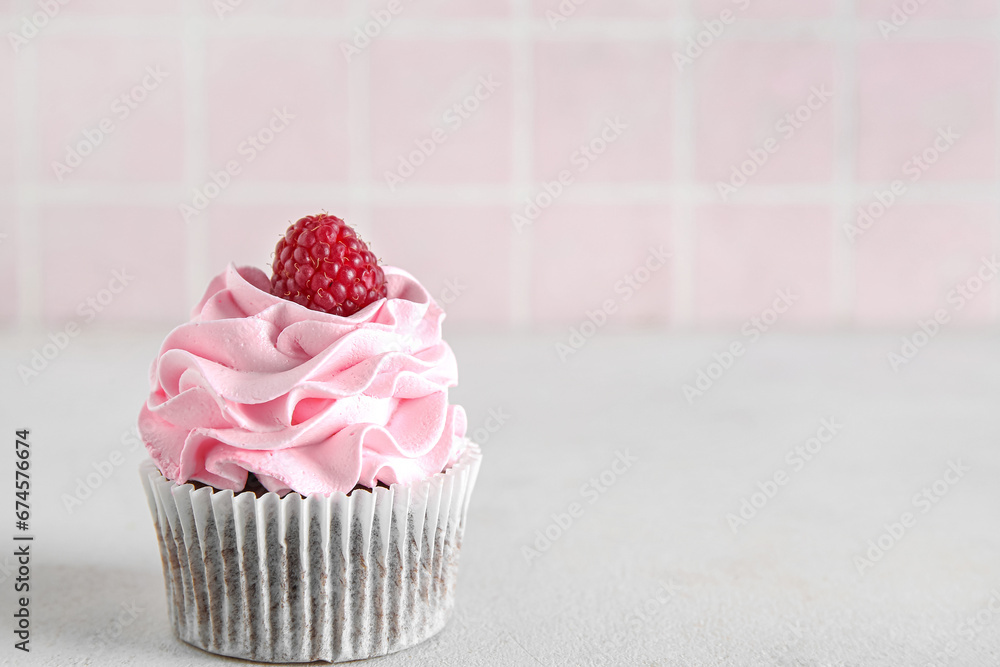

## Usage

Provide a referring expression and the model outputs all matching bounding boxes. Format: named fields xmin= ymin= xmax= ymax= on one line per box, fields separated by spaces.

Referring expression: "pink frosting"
xmin=139 ymin=264 xmax=468 ymax=496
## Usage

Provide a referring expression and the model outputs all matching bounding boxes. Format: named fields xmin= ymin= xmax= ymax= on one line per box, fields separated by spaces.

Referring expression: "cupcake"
xmin=138 ymin=214 xmax=482 ymax=663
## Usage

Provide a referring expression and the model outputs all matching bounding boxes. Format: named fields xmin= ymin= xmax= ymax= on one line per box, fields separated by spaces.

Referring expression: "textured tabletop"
xmin=1 ymin=331 xmax=998 ymax=666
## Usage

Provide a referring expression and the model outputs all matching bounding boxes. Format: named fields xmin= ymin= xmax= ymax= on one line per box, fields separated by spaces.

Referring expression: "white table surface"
xmin=1 ymin=330 xmax=998 ymax=666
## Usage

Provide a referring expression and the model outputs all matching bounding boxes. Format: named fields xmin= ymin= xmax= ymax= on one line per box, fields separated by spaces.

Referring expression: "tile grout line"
xmin=16 ymin=178 xmax=1000 ymax=196
xmin=509 ymin=0 xmax=534 ymax=331
xmin=16 ymin=15 xmax=1000 ymax=40
xmin=995 ymin=9 xmax=1000 ymax=322
xmin=14 ymin=36 xmax=40 ymax=331
xmin=182 ymin=0 xmax=210 ymax=308
xmin=348 ymin=0 xmax=373 ymax=238
xmin=20 ymin=181 xmax=1000 ymax=204
xmin=832 ymin=0 xmax=858 ymax=327
xmin=669 ymin=0 xmax=695 ymax=328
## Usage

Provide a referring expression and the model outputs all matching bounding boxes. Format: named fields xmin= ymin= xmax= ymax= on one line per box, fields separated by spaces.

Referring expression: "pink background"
xmin=2 ymin=0 xmax=999 ymax=331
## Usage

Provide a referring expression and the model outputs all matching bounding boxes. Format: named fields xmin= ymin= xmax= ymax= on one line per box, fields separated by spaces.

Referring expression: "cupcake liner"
xmin=140 ymin=444 xmax=482 ymax=664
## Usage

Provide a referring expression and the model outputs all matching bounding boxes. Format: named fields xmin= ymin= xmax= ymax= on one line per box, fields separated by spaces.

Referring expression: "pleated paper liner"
xmin=140 ymin=443 xmax=482 ymax=663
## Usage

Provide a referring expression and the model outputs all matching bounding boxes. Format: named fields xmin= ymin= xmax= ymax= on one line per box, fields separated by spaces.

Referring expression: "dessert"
xmin=138 ymin=214 xmax=481 ymax=663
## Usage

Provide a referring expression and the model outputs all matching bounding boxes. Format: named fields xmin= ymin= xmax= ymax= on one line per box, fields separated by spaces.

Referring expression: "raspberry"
xmin=270 ymin=214 xmax=387 ymax=316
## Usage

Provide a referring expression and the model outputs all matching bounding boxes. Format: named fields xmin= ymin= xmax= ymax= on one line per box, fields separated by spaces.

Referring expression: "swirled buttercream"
xmin=139 ymin=264 xmax=467 ymax=496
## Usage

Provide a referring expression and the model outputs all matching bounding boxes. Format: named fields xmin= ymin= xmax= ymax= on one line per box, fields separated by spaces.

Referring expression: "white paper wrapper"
xmin=139 ymin=444 xmax=482 ymax=663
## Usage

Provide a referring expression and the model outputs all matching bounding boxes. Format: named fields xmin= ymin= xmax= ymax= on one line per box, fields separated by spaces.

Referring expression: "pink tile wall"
xmin=695 ymin=205 xmax=834 ymax=325
xmin=854 ymin=205 xmax=998 ymax=325
xmin=372 ymin=206 xmax=513 ymax=324
xmin=38 ymin=206 xmax=188 ymax=326
xmin=59 ymin=1 xmax=182 ymax=15
xmin=857 ymin=41 xmax=997 ymax=183
xmin=206 ymin=37 xmax=351 ymax=184
xmin=202 ymin=0 xmax=347 ymax=19
xmin=534 ymin=39 xmax=672 ymax=183
xmin=3 ymin=7 xmax=999 ymax=332
xmin=858 ymin=0 xmax=998 ymax=19
xmin=369 ymin=39 xmax=513 ymax=187
xmin=0 ymin=48 xmax=16 ymax=183
xmin=695 ymin=41 xmax=837 ymax=187
xmin=533 ymin=0 xmax=670 ymax=19
xmin=36 ymin=36 xmax=186 ymax=184
xmin=531 ymin=204 xmax=671 ymax=326
xmin=401 ymin=0 xmax=510 ymax=18
xmin=0 ymin=209 xmax=16 ymax=326
xmin=695 ymin=0 xmax=836 ymax=18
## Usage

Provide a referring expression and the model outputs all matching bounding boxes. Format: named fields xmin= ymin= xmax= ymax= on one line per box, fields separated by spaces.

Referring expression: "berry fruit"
xmin=270 ymin=214 xmax=387 ymax=316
